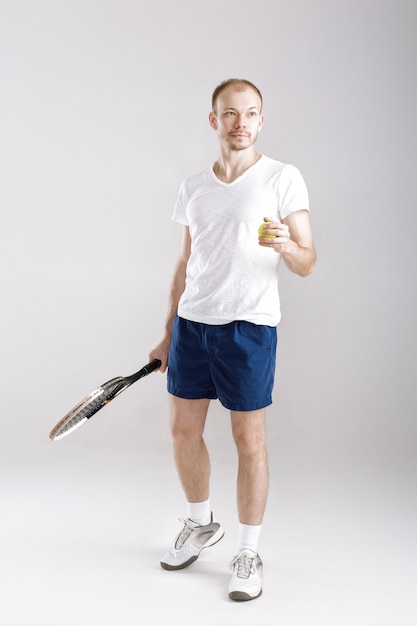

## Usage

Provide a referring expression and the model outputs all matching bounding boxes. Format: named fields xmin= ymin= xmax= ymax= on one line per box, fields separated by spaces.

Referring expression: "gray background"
xmin=1 ymin=1 xmax=416 ymax=625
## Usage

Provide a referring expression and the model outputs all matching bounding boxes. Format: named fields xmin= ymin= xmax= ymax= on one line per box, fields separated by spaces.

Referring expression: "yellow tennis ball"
xmin=258 ymin=222 xmax=276 ymax=238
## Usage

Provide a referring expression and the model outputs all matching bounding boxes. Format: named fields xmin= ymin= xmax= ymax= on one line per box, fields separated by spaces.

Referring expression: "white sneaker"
xmin=228 ymin=550 xmax=263 ymax=601
xmin=160 ymin=513 xmax=224 ymax=570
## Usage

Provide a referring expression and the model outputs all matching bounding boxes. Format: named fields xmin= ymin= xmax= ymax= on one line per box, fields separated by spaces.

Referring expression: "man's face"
xmin=209 ymin=85 xmax=264 ymax=151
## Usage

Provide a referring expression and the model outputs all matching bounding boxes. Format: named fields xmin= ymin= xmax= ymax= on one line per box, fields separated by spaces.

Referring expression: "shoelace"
xmin=230 ymin=553 xmax=256 ymax=579
xmin=174 ymin=518 xmax=195 ymax=549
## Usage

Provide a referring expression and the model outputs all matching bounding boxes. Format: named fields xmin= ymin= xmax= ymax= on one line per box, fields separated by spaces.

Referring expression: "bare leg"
xmin=231 ymin=409 xmax=269 ymax=525
xmin=169 ymin=395 xmax=211 ymax=503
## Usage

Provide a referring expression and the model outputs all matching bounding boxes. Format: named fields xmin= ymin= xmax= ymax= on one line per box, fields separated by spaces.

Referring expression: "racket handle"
xmin=143 ymin=358 xmax=162 ymax=374
xmin=127 ymin=359 xmax=162 ymax=384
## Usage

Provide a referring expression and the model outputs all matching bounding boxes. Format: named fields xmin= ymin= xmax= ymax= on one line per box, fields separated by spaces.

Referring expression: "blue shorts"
xmin=167 ymin=316 xmax=277 ymax=411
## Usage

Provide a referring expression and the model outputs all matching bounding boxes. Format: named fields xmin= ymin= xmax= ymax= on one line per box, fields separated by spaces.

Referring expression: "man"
xmin=149 ymin=78 xmax=315 ymax=601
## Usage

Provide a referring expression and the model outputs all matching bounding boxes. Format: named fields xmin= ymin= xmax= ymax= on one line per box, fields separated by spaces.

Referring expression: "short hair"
xmin=211 ymin=78 xmax=263 ymax=113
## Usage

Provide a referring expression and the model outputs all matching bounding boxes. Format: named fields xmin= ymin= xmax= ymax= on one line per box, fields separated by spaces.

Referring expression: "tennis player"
xmin=149 ymin=78 xmax=315 ymax=601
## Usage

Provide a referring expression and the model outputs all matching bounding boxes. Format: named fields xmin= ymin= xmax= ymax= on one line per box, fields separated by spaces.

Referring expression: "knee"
xmin=169 ymin=397 xmax=209 ymax=445
xmin=231 ymin=410 xmax=267 ymax=458
xmin=233 ymin=430 xmax=266 ymax=460
xmin=170 ymin=416 xmax=202 ymax=446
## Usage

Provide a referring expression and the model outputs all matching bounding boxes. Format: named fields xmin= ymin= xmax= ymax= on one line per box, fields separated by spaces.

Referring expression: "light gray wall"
xmin=1 ymin=0 xmax=416 ymax=459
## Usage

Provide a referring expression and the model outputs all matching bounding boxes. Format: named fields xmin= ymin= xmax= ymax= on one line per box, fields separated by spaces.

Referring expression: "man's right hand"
xmin=148 ymin=337 xmax=171 ymax=373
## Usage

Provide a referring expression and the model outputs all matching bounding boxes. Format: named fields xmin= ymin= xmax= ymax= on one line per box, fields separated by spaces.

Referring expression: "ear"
xmin=208 ymin=111 xmax=218 ymax=130
xmin=258 ymin=114 xmax=265 ymax=132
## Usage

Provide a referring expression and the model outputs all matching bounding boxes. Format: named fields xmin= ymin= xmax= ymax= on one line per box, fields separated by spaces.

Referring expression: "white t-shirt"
xmin=172 ymin=155 xmax=309 ymax=326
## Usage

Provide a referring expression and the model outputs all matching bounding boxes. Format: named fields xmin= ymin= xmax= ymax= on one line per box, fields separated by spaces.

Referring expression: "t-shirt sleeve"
xmin=278 ymin=164 xmax=310 ymax=219
xmin=172 ymin=180 xmax=189 ymax=226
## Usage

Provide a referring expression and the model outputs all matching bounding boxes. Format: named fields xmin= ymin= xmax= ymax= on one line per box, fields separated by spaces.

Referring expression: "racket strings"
xmin=55 ymin=381 xmax=127 ymax=439
xmin=50 ymin=360 xmax=161 ymax=441
xmin=102 ymin=381 xmax=126 ymax=402
xmin=57 ymin=396 xmax=106 ymax=438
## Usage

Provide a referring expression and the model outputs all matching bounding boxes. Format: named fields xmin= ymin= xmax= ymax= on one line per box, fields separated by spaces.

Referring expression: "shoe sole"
xmin=229 ymin=589 xmax=262 ymax=601
xmin=160 ymin=528 xmax=225 ymax=571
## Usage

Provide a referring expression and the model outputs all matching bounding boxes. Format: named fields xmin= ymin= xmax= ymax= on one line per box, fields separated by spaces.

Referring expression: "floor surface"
xmin=1 ymin=441 xmax=416 ymax=626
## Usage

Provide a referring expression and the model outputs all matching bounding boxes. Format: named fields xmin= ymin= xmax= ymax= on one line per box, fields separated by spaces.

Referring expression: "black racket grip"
xmin=143 ymin=358 xmax=162 ymax=375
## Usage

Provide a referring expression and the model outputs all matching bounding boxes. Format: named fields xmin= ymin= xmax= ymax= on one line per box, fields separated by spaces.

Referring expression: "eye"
xmin=225 ymin=111 xmax=236 ymax=116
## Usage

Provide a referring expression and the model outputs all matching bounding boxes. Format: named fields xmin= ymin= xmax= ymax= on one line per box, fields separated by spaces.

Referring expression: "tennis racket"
xmin=49 ymin=358 xmax=161 ymax=441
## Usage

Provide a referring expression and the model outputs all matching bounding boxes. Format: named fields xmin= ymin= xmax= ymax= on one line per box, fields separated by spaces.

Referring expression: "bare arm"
xmin=149 ymin=226 xmax=191 ymax=372
xmin=258 ymin=210 xmax=316 ymax=277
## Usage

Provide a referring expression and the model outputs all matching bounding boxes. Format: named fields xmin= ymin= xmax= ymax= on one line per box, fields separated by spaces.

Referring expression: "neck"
xmin=213 ymin=149 xmax=261 ymax=183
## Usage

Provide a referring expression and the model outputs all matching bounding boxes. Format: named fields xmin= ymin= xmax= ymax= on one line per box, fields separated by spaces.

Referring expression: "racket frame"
xmin=49 ymin=359 xmax=161 ymax=441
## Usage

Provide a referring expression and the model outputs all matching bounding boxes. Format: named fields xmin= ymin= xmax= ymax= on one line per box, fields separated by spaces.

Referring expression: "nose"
xmin=234 ymin=115 xmax=246 ymax=128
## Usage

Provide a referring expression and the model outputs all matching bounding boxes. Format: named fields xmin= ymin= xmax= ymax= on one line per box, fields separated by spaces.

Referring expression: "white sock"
xmin=187 ymin=498 xmax=211 ymax=526
xmin=238 ymin=522 xmax=262 ymax=555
